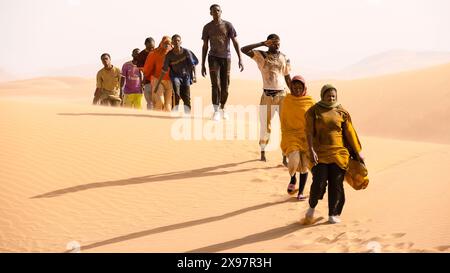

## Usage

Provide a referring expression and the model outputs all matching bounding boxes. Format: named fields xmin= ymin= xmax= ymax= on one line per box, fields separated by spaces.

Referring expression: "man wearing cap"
xmin=241 ymin=34 xmax=291 ymax=163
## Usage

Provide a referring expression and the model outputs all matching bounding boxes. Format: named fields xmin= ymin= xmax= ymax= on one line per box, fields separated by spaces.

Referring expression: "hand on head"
xmin=263 ymin=39 xmax=274 ymax=47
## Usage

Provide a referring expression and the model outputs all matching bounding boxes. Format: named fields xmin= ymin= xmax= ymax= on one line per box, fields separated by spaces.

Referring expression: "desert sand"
xmin=0 ymin=63 xmax=449 ymax=253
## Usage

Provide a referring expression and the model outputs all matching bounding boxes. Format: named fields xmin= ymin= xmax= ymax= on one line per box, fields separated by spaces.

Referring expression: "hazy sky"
xmin=1 ymin=0 xmax=449 ymax=78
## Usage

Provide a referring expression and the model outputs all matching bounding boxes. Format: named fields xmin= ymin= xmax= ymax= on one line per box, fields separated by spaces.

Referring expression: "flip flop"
xmin=287 ymin=183 xmax=296 ymax=194
xmin=297 ymin=194 xmax=307 ymax=201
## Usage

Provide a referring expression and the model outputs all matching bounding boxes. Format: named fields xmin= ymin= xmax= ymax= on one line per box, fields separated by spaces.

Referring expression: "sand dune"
xmin=306 ymin=62 xmax=450 ymax=144
xmin=16 ymin=50 xmax=450 ymax=82
xmin=334 ymin=50 xmax=450 ymax=80
xmin=2 ymin=62 xmax=449 ymax=143
xmin=0 ymin=63 xmax=449 ymax=253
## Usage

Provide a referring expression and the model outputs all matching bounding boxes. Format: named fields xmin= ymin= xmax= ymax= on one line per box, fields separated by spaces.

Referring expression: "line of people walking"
xmin=93 ymin=4 xmax=240 ymax=116
xmin=93 ymin=34 xmax=197 ymax=114
xmin=92 ymin=3 xmax=367 ymax=225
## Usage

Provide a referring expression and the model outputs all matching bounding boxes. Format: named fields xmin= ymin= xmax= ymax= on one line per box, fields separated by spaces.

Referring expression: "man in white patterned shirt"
xmin=241 ymin=34 xmax=292 ymax=163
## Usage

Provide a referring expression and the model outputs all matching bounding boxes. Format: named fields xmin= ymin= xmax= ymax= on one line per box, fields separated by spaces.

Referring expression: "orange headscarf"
xmin=154 ymin=36 xmax=173 ymax=55
xmin=143 ymin=36 xmax=172 ymax=81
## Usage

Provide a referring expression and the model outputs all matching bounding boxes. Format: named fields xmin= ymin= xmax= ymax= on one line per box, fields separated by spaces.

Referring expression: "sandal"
xmin=287 ymin=183 xmax=296 ymax=194
xmin=297 ymin=194 xmax=307 ymax=201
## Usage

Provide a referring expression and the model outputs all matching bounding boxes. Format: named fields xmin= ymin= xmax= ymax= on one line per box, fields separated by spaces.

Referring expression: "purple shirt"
xmin=202 ymin=20 xmax=237 ymax=59
xmin=122 ymin=61 xmax=142 ymax=94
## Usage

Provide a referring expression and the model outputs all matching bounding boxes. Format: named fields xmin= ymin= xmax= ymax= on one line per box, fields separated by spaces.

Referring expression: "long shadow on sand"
xmin=32 ymin=159 xmax=281 ymax=199
xmin=58 ymin=112 xmax=209 ymax=120
xmin=186 ymin=219 xmax=327 ymax=253
xmin=68 ymin=197 xmax=302 ymax=252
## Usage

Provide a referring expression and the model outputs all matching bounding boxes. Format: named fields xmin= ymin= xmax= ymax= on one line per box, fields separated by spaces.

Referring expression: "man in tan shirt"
xmin=93 ymin=53 xmax=122 ymax=106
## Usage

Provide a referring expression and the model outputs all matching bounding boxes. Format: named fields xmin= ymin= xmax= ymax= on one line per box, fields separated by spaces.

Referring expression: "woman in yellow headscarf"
xmin=280 ymin=75 xmax=315 ymax=200
xmin=303 ymin=84 xmax=364 ymax=224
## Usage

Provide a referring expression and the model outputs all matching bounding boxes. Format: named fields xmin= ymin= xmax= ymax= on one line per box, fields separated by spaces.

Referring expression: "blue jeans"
xmin=171 ymin=76 xmax=191 ymax=112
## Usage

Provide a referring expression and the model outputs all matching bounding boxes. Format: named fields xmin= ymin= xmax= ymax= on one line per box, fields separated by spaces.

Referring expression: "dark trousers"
xmin=309 ymin=163 xmax=346 ymax=216
xmin=172 ymin=77 xmax=191 ymax=112
xmin=298 ymin=173 xmax=308 ymax=195
xmin=208 ymin=55 xmax=231 ymax=111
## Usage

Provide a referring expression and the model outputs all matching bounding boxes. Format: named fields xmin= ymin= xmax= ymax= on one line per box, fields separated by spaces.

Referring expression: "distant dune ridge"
xmin=42 ymin=58 xmax=129 ymax=78
xmin=0 ymin=60 xmax=449 ymax=253
xmin=3 ymin=49 xmax=450 ymax=81
xmin=295 ymin=50 xmax=450 ymax=80
xmin=334 ymin=49 xmax=450 ymax=79
xmin=1 ymin=61 xmax=449 ymax=143
xmin=308 ymin=62 xmax=450 ymax=144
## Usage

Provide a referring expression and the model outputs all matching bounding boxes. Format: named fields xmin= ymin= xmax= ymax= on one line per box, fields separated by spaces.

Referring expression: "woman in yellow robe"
xmin=280 ymin=75 xmax=315 ymax=200
xmin=303 ymin=84 xmax=364 ymax=224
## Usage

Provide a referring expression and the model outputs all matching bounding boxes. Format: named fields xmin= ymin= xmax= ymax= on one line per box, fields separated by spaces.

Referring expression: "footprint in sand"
xmin=371 ymin=233 xmax=406 ymax=241
xmin=287 ymin=243 xmax=306 ymax=250
xmin=409 ymin=248 xmax=438 ymax=253
xmin=395 ymin=242 xmax=414 ymax=249
xmin=325 ymin=245 xmax=350 ymax=253
xmin=387 ymin=233 xmax=407 ymax=239
xmin=350 ymin=238 xmax=364 ymax=244
xmin=315 ymin=232 xmax=346 ymax=244
xmin=435 ymin=245 xmax=450 ymax=252
xmin=251 ymin=178 xmax=268 ymax=183
xmin=364 ymin=236 xmax=384 ymax=245
xmin=378 ymin=245 xmax=396 ymax=253
xmin=284 ymin=233 xmax=299 ymax=240
xmin=315 ymin=236 xmax=334 ymax=244
xmin=369 ymin=233 xmax=406 ymax=242
xmin=340 ymin=232 xmax=359 ymax=240
xmin=351 ymin=219 xmax=371 ymax=226
xmin=354 ymin=229 xmax=371 ymax=235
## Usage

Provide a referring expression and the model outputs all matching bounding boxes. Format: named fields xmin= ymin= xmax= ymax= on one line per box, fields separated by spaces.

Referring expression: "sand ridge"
xmin=0 ymin=63 xmax=449 ymax=252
